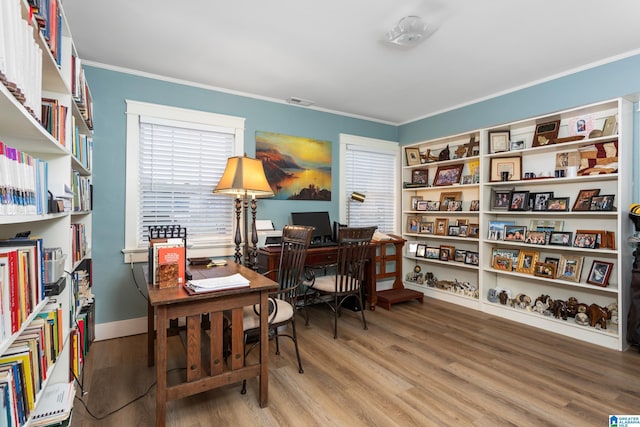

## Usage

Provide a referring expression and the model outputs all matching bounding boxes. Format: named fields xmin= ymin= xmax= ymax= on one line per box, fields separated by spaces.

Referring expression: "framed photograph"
xmin=469 ymin=200 xmax=480 ymax=211
xmin=586 ymin=260 xmax=614 ymax=287
xmin=549 ymin=231 xmax=573 ymax=246
xmin=456 ymin=218 xmax=469 ymax=226
xmin=556 ymin=151 xmax=580 ymax=169
xmin=468 ymin=224 xmax=480 ymax=238
xmin=464 ymin=251 xmax=479 ymax=266
xmin=590 ymin=194 xmax=615 ymax=211
xmin=426 ymin=201 xmax=441 ymax=211
xmin=546 ymin=197 xmax=570 ymax=211
xmin=425 ymin=247 xmax=440 ymax=259
xmin=504 ymin=225 xmax=527 ymax=242
xmin=510 ymin=140 xmax=525 ymax=151
xmin=489 ymin=156 xmax=522 ymax=182
xmin=576 ymin=229 xmax=605 ymax=248
xmin=407 ymin=242 xmax=418 ymax=255
xmin=530 ymin=219 xmax=564 ymax=233
xmin=516 ymin=250 xmax=540 ymax=274
xmin=531 ymin=120 xmax=560 ymax=147
xmin=439 ymin=191 xmax=463 ymax=211
xmin=492 ymin=248 xmax=520 ymax=268
xmin=533 ymin=261 xmax=557 ymax=279
xmin=410 ymin=195 xmax=423 ymax=210
xmin=572 ymin=189 xmax=600 ymax=211
xmin=411 ymin=169 xmax=429 ymax=185
xmin=448 ymin=225 xmax=461 ymax=236
xmin=489 ymin=130 xmax=511 ymax=154
xmin=508 ymin=191 xmax=529 ymax=211
xmin=433 ymin=164 xmax=464 ymax=186
xmin=405 ymin=147 xmax=421 ymax=166
xmin=545 ymin=257 xmax=560 ymax=272
xmin=492 ymin=255 xmax=513 ymax=271
xmin=406 ymin=216 xmax=420 ymax=233
xmin=454 ymin=249 xmax=467 ymax=262
xmin=439 ymin=245 xmax=455 ymax=261
xmin=461 ymin=175 xmax=473 ymax=185
xmin=602 ymin=115 xmax=617 ymax=136
xmin=530 ymin=192 xmax=554 ymax=211
xmin=447 ymin=200 xmax=462 ymax=211
xmin=558 ymin=255 xmax=584 ymax=282
xmin=415 ymin=200 xmax=429 ymax=211
xmin=487 ymin=220 xmax=514 ymax=241
xmin=573 ymin=232 xmax=598 ymax=249
xmin=525 ymin=231 xmax=548 ymax=245
xmin=415 ymin=244 xmax=426 ymax=258
xmin=458 ymin=224 xmax=469 ymax=237
xmin=419 ymin=221 xmax=434 ymax=234
xmin=434 ymin=218 xmax=449 ymax=236
xmin=491 ymin=188 xmax=513 ymax=210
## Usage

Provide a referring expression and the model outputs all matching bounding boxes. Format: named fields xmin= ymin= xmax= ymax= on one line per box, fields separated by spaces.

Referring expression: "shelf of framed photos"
xmin=484 ymin=173 xmax=618 ymax=189
xmin=483 ymin=238 xmax=618 ymax=256
xmin=483 ymin=134 xmax=618 ymax=159
xmin=485 ymin=210 xmax=618 ymax=218
xmin=485 ymin=265 xmax=619 ymax=293
xmin=403 ymin=183 xmax=480 ymax=192
xmin=406 ymin=233 xmax=479 ymax=244
xmin=405 ymin=253 xmax=480 ymax=270
xmin=403 ymin=154 xmax=480 ymax=169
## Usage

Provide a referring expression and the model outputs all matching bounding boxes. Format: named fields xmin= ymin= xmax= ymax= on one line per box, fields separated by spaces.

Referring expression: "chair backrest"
xmin=334 ymin=226 xmax=377 ymax=294
xmin=276 ymin=225 xmax=314 ymax=302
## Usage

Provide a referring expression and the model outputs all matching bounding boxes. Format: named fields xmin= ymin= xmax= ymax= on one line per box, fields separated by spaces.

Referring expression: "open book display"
xmin=185 ymin=273 xmax=250 ymax=294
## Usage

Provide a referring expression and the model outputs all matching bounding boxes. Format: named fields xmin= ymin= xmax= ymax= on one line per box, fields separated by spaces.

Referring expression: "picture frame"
xmin=407 ymin=242 xmax=418 ymax=255
xmin=425 ymin=247 xmax=440 ymax=259
xmin=525 ymin=231 xmax=548 ymax=245
xmin=468 ymin=224 xmax=480 ymax=238
xmin=419 ymin=221 xmax=434 ymax=234
xmin=510 ymin=140 xmax=525 ymax=151
xmin=406 ymin=215 xmax=420 ymax=233
xmin=573 ymin=232 xmax=598 ymax=249
xmin=533 ymin=261 xmax=557 ymax=279
xmin=508 ymin=191 xmax=529 ymax=211
xmin=464 ymin=251 xmax=479 ymax=266
xmin=530 ymin=192 xmax=554 ymax=211
xmin=426 ymin=201 xmax=441 ymax=211
xmin=447 ymin=200 xmax=463 ymax=212
xmin=516 ymin=250 xmax=539 ymax=274
xmin=504 ymin=225 xmax=527 ymax=242
xmin=439 ymin=245 xmax=455 ymax=261
xmin=492 ymin=248 xmax=520 ymax=269
xmin=546 ymin=197 xmax=570 ymax=211
xmin=489 ymin=156 xmax=522 ymax=182
xmin=439 ymin=191 xmax=463 ymax=211
xmin=405 ymin=147 xmax=421 ymax=166
xmin=586 ymin=260 xmax=614 ymax=287
xmin=461 ymin=175 xmax=473 ymax=185
xmin=487 ymin=220 xmax=515 ymax=241
xmin=544 ymin=257 xmax=560 ymax=273
xmin=415 ymin=244 xmax=426 ymax=258
xmin=558 ymin=255 xmax=584 ymax=282
xmin=448 ymin=225 xmax=461 ymax=236
xmin=602 ymin=115 xmax=617 ymax=137
xmin=530 ymin=219 xmax=564 ymax=233
xmin=576 ymin=229 xmax=605 ymax=248
xmin=456 ymin=218 xmax=469 ymax=226
xmin=454 ymin=249 xmax=467 ymax=263
xmin=572 ymin=189 xmax=600 ymax=211
xmin=590 ymin=194 xmax=615 ymax=211
xmin=492 ymin=255 xmax=513 ymax=271
xmin=549 ymin=231 xmax=573 ymax=246
xmin=433 ymin=164 xmax=464 ymax=186
xmin=531 ymin=120 xmax=560 ymax=147
xmin=415 ymin=200 xmax=429 ymax=211
xmin=434 ymin=218 xmax=449 ymax=236
xmin=458 ymin=224 xmax=469 ymax=237
xmin=469 ymin=200 xmax=480 ymax=211
xmin=489 ymin=130 xmax=511 ymax=154
xmin=410 ymin=195 xmax=423 ymax=210
xmin=491 ymin=188 xmax=513 ymax=210
xmin=411 ymin=169 xmax=429 ymax=185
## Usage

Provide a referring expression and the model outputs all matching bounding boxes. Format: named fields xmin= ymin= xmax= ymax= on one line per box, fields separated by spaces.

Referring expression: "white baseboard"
xmin=95 ymin=316 xmax=148 ymax=341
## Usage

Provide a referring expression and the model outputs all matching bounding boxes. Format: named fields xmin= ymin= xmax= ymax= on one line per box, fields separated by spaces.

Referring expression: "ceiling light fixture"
xmin=286 ymin=97 xmax=315 ymax=107
xmin=384 ymin=15 xmax=430 ymax=47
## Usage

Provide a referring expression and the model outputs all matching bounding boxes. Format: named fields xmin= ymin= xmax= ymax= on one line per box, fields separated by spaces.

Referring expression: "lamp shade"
xmin=214 ymin=155 xmax=274 ymax=197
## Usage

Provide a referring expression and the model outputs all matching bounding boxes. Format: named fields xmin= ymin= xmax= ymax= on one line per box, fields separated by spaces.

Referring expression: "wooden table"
xmin=146 ymin=263 xmax=277 ymax=426
xmin=256 ymin=235 xmax=407 ymax=310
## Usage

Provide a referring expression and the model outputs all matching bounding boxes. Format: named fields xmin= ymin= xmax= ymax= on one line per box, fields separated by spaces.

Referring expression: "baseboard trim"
xmin=95 ymin=316 xmax=148 ymax=341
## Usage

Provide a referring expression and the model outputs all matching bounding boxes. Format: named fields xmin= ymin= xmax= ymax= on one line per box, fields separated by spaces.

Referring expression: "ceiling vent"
xmin=286 ymin=97 xmax=315 ymax=107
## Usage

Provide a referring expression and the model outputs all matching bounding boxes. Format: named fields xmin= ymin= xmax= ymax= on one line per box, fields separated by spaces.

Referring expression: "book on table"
xmin=185 ymin=273 xmax=250 ymax=294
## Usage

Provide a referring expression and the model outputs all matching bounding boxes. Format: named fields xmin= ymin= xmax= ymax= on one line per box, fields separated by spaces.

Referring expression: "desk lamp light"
xmin=347 ymin=191 xmax=366 ymax=226
xmin=214 ymin=154 xmax=274 ymax=267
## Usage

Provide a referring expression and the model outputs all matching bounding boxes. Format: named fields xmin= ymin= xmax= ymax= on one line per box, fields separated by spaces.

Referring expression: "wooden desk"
xmin=256 ymin=235 xmax=406 ymax=310
xmin=147 ymin=263 xmax=277 ymax=426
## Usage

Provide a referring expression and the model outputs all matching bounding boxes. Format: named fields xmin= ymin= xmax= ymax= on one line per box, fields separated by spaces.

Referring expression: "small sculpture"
xmin=587 ymin=303 xmax=611 ymax=329
xmin=498 ymin=290 xmax=509 ymax=305
xmin=438 ymin=145 xmax=450 ymax=161
xmin=553 ymin=300 xmax=568 ymax=320
xmin=575 ymin=312 xmax=589 ymax=326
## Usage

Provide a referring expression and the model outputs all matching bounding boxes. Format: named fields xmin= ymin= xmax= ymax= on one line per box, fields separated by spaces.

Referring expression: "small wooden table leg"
xmin=156 ymin=306 xmax=168 ymax=426
xmin=148 ymin=299 xmax=154 ymax=367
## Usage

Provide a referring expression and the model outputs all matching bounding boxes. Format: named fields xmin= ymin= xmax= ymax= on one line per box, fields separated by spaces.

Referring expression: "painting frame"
xmin=489 ymin=130 xmax=511 ymax=154
xmin=433 ymin=164 xmax=464 ymax=186
xmin=405 ymin=147 xmax=421 ymax=166
xmin=489 ymin=156 xmax=522 ymax=182
xmin=411 ymin=169 xmax=429 ymax=185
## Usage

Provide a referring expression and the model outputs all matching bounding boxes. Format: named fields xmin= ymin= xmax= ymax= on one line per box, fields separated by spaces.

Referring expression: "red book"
xmin=155 ymin=245 xmax=185 ymax=288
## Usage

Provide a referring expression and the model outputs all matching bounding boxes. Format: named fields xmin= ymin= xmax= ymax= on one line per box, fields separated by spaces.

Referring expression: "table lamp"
xmin=214 ymin=154 xmax=274 ymax=267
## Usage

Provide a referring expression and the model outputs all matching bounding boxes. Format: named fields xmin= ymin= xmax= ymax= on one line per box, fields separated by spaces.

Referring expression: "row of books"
xmin=71 ymin=172 xmax=91 ymax=212
xmin=0 ymin=301 xmax=63 ymax=426
xmin=71 ymin=116 xmax=93 ymax=170
xmin=0 ymin=141 xmax=49 ymax=216
xmin=0 ymin=0 xmax=43 ymax=120
xmin=70 ymin=224 xmax=88 ymax=265
xmin=41 ymin=97 xmax=68 ymax=147
xmin=71 ymin=56 xmax=94 ymax=130
xmin=29 ymin=0 xmax=63 ymax=68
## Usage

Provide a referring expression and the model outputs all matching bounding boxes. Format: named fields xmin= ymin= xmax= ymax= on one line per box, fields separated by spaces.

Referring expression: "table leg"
xmin=148 ymin=300 xmax=154 ymax=367
xmin=156 ymin=306 xmax=167 ymax=426
xmin=258 ymin=290 xmax=269 ymax=407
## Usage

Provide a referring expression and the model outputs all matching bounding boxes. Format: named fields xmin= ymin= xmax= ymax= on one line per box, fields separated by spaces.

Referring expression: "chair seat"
xmin=243 ymin=298 xmax=294 ymax=331
xmin=312 ymin=274 xmax=360 ymax=293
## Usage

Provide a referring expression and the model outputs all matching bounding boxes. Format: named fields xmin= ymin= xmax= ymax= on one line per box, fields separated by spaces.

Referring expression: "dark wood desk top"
xmin=147 ymin=263 xmax=277 ymax=306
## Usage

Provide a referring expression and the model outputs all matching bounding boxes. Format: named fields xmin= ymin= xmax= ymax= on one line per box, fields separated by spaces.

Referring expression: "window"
xmin=124 ymin=101 xmax=244 ymax=262
xmin=340 ymin=134 xmax=398 ymax=233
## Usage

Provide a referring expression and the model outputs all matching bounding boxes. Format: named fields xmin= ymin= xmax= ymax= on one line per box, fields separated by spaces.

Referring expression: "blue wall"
xmin=85 ymin=66 xmax=397 ymax=324
xmin=87 ymin=53 xmax=640 ymax=327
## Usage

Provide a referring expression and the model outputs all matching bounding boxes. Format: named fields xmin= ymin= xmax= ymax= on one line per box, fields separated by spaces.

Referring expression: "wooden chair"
xmin=306 ymin=226 xmax=376 ymax=339
xmin=241 ymin=225 xmax=313 ymax=393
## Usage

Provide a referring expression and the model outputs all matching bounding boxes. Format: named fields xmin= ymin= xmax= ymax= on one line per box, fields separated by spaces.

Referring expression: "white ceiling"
xmin=62 ymin=0 xmax=640 ymax=125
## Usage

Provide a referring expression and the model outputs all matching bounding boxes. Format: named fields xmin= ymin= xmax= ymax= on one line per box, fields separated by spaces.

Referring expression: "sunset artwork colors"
xmin=255 ymin=131 xmax=332 ymax=200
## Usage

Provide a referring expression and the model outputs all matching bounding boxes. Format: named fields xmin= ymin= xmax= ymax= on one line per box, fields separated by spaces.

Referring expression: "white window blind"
xmin=137 ymin=117 xmax=235 ymax=246
xmin=343 ymin=141 xmax=398 ymax=233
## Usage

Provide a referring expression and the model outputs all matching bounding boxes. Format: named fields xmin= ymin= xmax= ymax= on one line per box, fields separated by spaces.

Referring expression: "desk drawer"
xmin=305 ymin=252 xmax=337 ymax=266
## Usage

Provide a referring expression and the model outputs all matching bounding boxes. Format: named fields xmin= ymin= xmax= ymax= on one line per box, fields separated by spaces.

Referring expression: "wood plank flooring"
xmin=71 ymin=298 xmax=640 ymax=426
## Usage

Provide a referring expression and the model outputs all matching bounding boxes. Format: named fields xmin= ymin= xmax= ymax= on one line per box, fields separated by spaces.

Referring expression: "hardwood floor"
xmin=71 ymin=298 xmax=640 ymax=426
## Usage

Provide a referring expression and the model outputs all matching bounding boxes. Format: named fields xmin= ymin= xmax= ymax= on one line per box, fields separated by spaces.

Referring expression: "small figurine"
xmin=438 ymin=145 xmax=450 ymax=161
